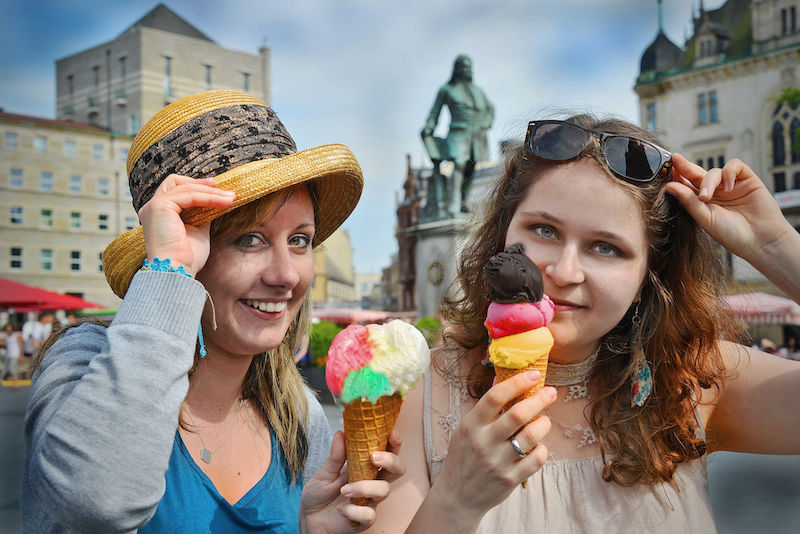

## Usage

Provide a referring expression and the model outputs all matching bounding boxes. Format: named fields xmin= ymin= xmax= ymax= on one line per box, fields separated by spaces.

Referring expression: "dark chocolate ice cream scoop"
xmin=484 ymin=243 xmax=544 ymax=304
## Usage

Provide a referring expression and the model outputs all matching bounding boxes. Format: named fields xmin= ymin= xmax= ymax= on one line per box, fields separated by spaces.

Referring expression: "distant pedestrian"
xmin=2 ymin=323 xmax=23 ymax=388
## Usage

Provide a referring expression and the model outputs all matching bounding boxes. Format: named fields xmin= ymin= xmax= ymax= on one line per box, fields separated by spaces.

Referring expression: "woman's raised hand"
xmin=666 ymin=154 xmax=792 ymax=262
xmin=137 ymin=175 xmax=236 ymax=274
xmin=300 ymin=430 xmax=405 ymax=533
xmin=425 ymin=371 xmax=554 ymax=527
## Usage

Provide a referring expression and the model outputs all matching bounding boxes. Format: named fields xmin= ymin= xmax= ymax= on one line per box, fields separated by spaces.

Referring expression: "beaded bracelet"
xmin=140 ymin=257 xmax=207 ymax=357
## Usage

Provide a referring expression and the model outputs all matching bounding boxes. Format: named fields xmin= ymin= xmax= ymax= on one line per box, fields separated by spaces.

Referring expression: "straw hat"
xmin=103 ymin=90 xmax=363 ymax=298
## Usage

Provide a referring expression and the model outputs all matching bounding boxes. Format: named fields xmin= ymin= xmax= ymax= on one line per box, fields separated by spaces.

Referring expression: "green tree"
xmin=415 ymin=316 xmax=442 ymax=347
xmin=309 ymin=321 xmax=344 ymax=368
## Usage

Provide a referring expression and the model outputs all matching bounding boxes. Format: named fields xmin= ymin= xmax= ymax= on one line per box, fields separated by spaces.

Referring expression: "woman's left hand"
xmin=666 ymin=154 xmax=792 ymax=262
xmin=300 ymin=430 xmax=405 ymax=533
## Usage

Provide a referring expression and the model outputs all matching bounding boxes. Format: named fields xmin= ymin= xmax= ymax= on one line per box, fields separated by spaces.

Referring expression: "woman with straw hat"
xmin=22 ymin=90 xmax=403 ymax=533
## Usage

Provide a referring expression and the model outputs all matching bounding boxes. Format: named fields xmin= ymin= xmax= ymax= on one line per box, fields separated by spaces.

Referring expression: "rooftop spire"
xmin=658 ymin=0 xmax=664 ymax=33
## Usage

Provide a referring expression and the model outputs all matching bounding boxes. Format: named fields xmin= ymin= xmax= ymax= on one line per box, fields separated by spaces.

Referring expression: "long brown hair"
xmin=441 ymin=114 xmax=741 ymax=486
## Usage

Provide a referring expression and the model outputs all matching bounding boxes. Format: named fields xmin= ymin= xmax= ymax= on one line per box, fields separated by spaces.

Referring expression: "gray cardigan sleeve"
xmin=22 ymin=271 xmax=207 ymax=533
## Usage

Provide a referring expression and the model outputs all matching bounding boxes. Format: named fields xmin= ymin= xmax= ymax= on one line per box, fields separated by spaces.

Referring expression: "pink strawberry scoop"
xmin=485 ymin=298 xmax=554 ymax=339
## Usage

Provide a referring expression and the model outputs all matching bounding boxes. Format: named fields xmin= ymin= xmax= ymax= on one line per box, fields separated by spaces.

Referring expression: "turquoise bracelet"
xmin=140 ymin=257 xmax=207 ymax=357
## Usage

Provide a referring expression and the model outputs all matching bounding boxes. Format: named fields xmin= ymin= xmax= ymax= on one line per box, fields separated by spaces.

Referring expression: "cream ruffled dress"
xmin=423 ymin=350 xmax=717 ymax=534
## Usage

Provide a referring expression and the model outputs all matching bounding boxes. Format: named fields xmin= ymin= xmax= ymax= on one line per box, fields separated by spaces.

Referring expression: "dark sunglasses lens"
xmin=603 ymin=137 xmax=662 ymax=181
xmin=529 ymin=123 xmax=590 ymax=161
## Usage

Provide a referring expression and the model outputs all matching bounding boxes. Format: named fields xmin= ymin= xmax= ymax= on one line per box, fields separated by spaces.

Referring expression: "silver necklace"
xmin=545 ymin=348 xmax=599 ymax=386
xmin=184 ymin=399 xmax=243 ymax=464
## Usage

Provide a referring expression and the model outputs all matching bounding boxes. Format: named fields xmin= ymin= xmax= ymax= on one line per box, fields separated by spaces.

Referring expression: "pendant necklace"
xmin=185 ymin=398 xmax=243 ymax=464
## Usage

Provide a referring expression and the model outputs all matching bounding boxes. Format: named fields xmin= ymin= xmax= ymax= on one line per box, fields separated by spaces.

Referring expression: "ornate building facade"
xmin=636 ymin=0 xmax=800 ymax=288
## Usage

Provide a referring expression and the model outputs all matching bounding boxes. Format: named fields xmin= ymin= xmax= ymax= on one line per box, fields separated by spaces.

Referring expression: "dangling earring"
xmin=629 ymin=301 xmax=652 ymax=407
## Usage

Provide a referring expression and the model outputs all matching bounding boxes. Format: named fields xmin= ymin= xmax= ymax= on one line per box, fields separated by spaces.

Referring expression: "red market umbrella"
xmin=0 ymin=278 xmax=103 ymax=311
xmin=312 ymin=308 xmax=391 ymax=326
xmin=720 ymin=292 xmax=800 ymax=326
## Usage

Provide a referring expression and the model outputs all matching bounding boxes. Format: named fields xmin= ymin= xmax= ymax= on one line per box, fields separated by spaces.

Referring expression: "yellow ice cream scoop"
xmin=488 ymin=326 xmax=554 ymax=369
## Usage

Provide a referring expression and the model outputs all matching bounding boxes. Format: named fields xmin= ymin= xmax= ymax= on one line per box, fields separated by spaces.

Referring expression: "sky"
xmin=0 ymin=0 xmax=723 ymax=274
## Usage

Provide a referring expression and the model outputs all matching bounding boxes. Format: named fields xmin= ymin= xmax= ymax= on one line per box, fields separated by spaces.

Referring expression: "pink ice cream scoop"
xmin=485 ymin=296 xmax=554 ymax=339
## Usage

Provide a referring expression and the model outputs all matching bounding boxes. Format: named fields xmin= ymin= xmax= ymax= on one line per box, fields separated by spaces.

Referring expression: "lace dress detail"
xmin=423 ymin=348 xmax=717 ymax=534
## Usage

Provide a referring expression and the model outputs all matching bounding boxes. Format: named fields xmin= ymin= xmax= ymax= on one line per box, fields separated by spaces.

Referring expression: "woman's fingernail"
xmin=340 ymin=484 xmax=353 ymax=497
xmin=526 ymin=371 xmax=541 ymax=382
xmin=544 ymin=386 xmax=557 ymax=398
xmin=372 ymin=451 xmax=386 ymax=463
xmin=699 ymin=187 xmax=709 ymax=199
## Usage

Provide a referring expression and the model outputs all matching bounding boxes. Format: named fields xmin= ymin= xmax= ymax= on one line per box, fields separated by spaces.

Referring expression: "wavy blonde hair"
xmin=441 ymin=114 xmax=741 ymax=486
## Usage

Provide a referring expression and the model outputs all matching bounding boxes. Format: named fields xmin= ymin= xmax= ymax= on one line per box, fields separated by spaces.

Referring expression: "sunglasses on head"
xmin=525 ymin=120 xmax=672 ymax=183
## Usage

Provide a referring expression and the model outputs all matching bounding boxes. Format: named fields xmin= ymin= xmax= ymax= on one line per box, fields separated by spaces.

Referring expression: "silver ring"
xmin=510 ymin=437 xmax=527 ymax=458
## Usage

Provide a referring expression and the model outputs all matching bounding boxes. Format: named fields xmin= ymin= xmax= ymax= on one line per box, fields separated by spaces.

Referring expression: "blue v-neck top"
xmin=139 ymin=431 xmax=302 ymax=533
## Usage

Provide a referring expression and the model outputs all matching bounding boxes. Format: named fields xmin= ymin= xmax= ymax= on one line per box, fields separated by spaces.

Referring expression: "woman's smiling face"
xmin=505 ymin=158 xmax=650 ymax=362
xmin=196 ymin=187 xmax=315 ymax=359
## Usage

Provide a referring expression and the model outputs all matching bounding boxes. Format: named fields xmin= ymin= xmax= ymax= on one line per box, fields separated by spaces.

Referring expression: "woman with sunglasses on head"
xmin=21 ymin=91 xmax=404 ymax=533
xmin=364 ymin=114 xmax=800 ymax=533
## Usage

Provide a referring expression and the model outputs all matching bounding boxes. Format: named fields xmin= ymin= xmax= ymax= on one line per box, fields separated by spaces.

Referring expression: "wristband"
xmin=140 ymin=257 xmax=207 ymax=357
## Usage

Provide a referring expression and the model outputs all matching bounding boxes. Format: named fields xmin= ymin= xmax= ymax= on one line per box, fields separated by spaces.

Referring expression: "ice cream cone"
xmin=494 ymin=354 xmax=549 ymax=411
xmin=343 ymin=392 xmax=403 ymax=506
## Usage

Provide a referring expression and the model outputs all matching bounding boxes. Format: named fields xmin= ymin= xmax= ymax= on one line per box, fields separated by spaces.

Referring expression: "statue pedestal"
xmin=407 ymin=217 xmax=467 ymax=319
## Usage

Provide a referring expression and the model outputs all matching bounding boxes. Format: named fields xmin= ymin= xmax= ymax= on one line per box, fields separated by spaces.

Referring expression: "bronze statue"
xmin=421 ymin=55 xmax=494 ymax=218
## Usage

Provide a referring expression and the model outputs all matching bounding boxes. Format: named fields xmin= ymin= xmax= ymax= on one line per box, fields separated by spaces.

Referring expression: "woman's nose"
xmin=543 ymin=245 xmax=585 ymax=286
xmin=261 ymin=245 xmax=301 ymax=289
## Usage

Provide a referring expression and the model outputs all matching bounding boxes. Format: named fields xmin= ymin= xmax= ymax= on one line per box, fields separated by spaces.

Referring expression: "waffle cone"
xmin=494 ymin=354 xmax=549 ymax=412
xmin=343 ymin=392 xmax=403 ymax=506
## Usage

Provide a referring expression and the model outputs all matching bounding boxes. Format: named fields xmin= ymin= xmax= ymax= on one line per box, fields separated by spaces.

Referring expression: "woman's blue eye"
xmin=593 ymin=242 xmax=620 ymax=256
xmin=532 ymin=225 xmax=556 ymax=239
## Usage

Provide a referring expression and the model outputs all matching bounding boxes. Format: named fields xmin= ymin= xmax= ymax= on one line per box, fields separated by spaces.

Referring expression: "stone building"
xmin=396 ymin=155 xmax=421 ymax=312
xmin=0 ymin=113 xmax=134 ymax=308
xmin=56 ymin=3 xmax=270 ymax=135
xmin=311 ymin=229 xmax=357 ymax=306
xmin=0 ymin=4 xmax=273 ymax=309
xmin=635 ymin=0 xmax=800 ymax=289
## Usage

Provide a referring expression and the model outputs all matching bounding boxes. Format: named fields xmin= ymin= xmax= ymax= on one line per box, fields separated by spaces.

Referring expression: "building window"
xmin=707 ymin=158 xmax=715 ymax=170
xmin=717 ymin=155 xmax=725 ymax=168
xmin=242 ymin=72 xmax=250 ymax=92
xmin=783 ymin=8 xmax=789 ymax=35
xmin=697 ymin=91 xmax=718 ymax=125
xmin=125 ymin=215 xmax=137 ymax=230
xmin=164 ymin=56 xmax=173 ymax=99
xmin=41 ymin=249 xmax=53 ymax=271
xmin=40 ymin=172 xmax=53 ymax=190
xmin=645 ymin=102 xmax=656 ymax=132
xmin=10 ymin=247 xmax=22 ymax=270
xmin=67 ymin=74 xmax=74 ymax=97
xmin=92 ymin=143 xmax=104 ymax=159
xmin=794 ymin=171 xmax=800 ymax=190
xmin=69 ymin=174 xmax=82 ymax=193
xmin=63 ymin=140 xmax=77 ymax=157
xmin=791 ymin=117 xmax=800 ymax=164
xmin=119 ymin=56 xmax=126 ymax=79
xmin=205 ymin=65 xmax=212 ymax=90
xmin=40 ymin=209 xmax=53 ymax=228
xmin=70 ymin=211 xmax=81 ymax=229
xmin=70 ymin=250 xmax=81 ymax=271
xmin=10 ymin=168 xmax=23 ymax=187
xmin=98 ymin=213 xmax=109 ymax=230
xmin=34 ymin=135 xmax=48 ymax=153
xmin=773 ymin=121 xmax=786 ymax=167
xmin=130 ymin=114 xmax=138 ymax=135
xmin=774 ymin=172 xmax=787 ymax=192
xmin=119 ymin=147 xmax=128 ymax=161
xmin=4 ymin=132 xmax=18 ymax=149
xmin=98 ymin=251 xmax=104 ymax=272
xmin=10 ymin=206 xmax=22 ymax=225
xmin=93 ymin=65 xmax=100 ymax=89
xmin=98 ymin=177 xmax=110 ymax=195
xmin=709 ymin=91 xmax=718 ymax=122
